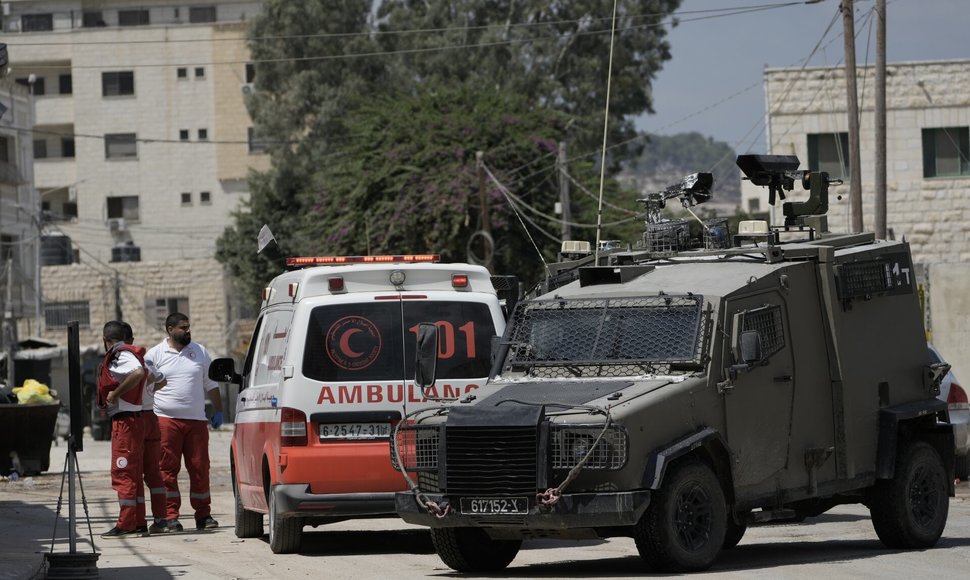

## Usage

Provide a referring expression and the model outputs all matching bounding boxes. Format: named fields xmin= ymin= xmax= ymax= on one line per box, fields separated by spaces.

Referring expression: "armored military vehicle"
xmin=391 ymin=155 xmax=954 ymax=573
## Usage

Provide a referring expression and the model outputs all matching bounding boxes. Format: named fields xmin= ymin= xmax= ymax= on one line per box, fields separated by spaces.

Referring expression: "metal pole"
xmin=842 ymin=0 xmax=864 ymax=232
xmin=557 ymin=142 xmax=572 ymax=241
xmin=874 ymin=0 xmax=887 ymax=239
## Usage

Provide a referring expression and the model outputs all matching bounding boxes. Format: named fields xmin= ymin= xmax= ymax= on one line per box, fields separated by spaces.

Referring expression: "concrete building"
xmin=744 ymin=59 xmax=970 ymax=379
xmin=2 ymin=0 xmax=269 ymax=352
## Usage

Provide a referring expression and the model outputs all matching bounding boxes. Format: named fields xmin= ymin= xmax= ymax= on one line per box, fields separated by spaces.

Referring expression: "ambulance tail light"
xmin=280 ymin=407 xmax=308 ymax=447
xmin=948 ymin=381 xmax=968 ymax=407
xmin=451 ymin=274 xmax=469 ymax=288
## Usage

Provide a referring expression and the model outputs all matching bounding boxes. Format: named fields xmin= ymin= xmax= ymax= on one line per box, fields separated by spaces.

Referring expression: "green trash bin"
xmin=0 ymin=402 xmax=60 ymax=476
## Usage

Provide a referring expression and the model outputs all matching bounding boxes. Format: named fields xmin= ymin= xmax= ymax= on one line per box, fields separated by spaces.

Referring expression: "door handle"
xmin=774 ymin=375 xmax=792 ymax=383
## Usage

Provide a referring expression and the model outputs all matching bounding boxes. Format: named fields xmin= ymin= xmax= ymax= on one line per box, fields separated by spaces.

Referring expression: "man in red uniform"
xmin=97 ymin=320 xmax=149 ymax=539
xmin=121 ymin=322 xmax=167 ymax=531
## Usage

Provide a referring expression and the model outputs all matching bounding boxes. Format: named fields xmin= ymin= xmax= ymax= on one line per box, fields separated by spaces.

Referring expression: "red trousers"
xmin=141 ymin=411 xmax=166 ymax=521
xmin=157 ymin=417 xmax=211 ymax=522
xmin=110 ymin=414 xmax=146 ymax=531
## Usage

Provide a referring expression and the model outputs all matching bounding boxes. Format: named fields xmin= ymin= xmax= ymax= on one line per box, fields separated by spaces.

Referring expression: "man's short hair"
xmin=120 ymin=321 xmax=134 ymax=343
xmin=103 ymin=320 xmax=127 ymax=342
xmin=165 ymin=312 xmax=189 ymax=331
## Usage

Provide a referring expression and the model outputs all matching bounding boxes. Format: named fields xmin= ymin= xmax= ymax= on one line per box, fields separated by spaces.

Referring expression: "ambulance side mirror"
xmin=209 ymin=357 xmax=242 ymax=385
xmin=414 ymin=323 xmax=438 ymax=390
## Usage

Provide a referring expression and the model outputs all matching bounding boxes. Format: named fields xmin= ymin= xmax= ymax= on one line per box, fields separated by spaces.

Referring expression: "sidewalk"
xmin=0 ymin=426 xmax=233 ymax=580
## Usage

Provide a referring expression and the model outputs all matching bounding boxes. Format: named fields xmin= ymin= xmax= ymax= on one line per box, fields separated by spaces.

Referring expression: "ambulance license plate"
xmin=319 ymin=423 xmax=391 ymax=440
xmin=460 ymin=497 xmax=529 ymax=515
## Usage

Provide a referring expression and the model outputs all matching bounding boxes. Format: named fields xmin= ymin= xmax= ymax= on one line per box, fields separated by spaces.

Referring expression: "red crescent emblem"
xmin=338 ymin=328 xmax=364 ymax=357
xmin=326 ymin=316 xmax=382 ymax=371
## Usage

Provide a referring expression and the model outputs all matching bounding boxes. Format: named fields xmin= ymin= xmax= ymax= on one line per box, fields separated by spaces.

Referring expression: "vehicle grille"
xmin=445 ymin=426 xmax=538 ymax=496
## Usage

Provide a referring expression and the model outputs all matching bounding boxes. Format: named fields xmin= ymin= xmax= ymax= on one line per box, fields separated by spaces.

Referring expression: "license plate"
xmin=460 ymin=497 xmax=529 ymax=515
xmin=318 ymin=422 xmax=391 ymax=440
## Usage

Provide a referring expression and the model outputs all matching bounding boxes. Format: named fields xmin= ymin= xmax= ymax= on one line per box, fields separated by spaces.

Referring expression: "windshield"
xmin=303 ymin=300 xmax=496 ymax=382
xmin=502 ymin=295 xmax=707 ymax=379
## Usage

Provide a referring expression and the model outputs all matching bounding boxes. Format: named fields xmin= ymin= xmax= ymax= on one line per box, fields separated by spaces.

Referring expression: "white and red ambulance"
xmin=209 ymin=255 xmax=509 ymax=553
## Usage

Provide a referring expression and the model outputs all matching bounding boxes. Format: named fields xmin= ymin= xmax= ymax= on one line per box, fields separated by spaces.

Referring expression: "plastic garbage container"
xmin=0 ymin=402 xmax=60 ymax=475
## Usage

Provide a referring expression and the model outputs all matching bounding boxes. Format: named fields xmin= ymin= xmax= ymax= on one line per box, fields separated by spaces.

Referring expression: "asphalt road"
xmin=1 ymin=427 xmax=968 ymax=579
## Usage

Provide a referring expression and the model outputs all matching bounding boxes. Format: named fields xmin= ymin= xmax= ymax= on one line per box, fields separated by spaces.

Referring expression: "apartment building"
xmin=2 ymin=0 xmax=269 ymax=351
xmin=743 ymin=59 xmax=970 ymax=377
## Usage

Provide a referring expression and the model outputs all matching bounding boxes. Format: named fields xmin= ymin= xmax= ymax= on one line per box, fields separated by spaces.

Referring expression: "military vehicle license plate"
xmin=460 ymin=497 xmax=529 ymax=515
xmin=318 ymin=423 xmax=391 ymax=440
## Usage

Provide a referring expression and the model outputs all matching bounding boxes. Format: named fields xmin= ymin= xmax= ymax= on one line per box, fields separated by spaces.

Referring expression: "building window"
xmin=0 ymin=136 xmax=9 ymax=163
xmin=194 ymin=67 xmax=206 ymax=79
xmin=149 ymin=297 xmax=190 ymax=330
xmin=181 ymin=192 xmax=192 ymax=206
xmin=922 ymin=127 xmax=970 ymax=178
xmin=61 ymin=138 xmax=75 ymax=158
xmin=16 ymin=77 xmax=45 ymax=96
xmin=22 ymin=14 xmax=54 ymax=32
xmin=177 ymin=67 xmax=188 ymax=79
xmin=747 ymin=198 xmax=761 ymax=213
xmin=189 ymin=6 xmax=217 ymax=23
xmin=807 ymin=133 xmax=849 ymax=180
xmin=179 ymin=130 xmax=189 ymax=141
xmin=247 ymin=127 xmax=271 ymax=154
xmin=102 ymin=71 xmax=135 ymax=97
xmin=198 ymin=129 xmax=208 ymax=141
xmin=33 ymin=140 xmax=48 ymax=159
xmin=200 ymin=191 xmax=211 ymax=205
xmin=45 ymin=301 xmax=91 ymax=329
xmin=105 ymin=133 xmax=137 ymax=159
xmin=59 ymin=74 xmax=73 ymax=95
xmin=82 ymin=11 xmax=106 ymax=27
xmin=107 ymin=196 xmax=140 ymax=221
xmin=245 ymin=63 xmax=256 ymax=83
xmin=118 ymin=9 xmax=150 ymax=26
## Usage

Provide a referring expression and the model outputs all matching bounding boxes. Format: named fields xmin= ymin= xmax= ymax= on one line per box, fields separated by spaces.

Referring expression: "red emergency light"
xmin=286 ymin=254 xmax=440 ymax=268
xmin=451 ymin=274 xmax=469 ymax=288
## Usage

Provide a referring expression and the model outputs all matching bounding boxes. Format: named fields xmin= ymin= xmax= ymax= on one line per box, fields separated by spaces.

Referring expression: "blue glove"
xmin=210 ymin=411 xmax=224 ymax=429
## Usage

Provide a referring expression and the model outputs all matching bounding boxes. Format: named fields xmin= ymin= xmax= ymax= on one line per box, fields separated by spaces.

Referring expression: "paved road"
xmin=1 ymin=427 xmax=968 ymax=579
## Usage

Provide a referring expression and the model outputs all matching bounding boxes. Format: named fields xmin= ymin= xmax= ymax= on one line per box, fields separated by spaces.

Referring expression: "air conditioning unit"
xmin=108 ymin=217 xmax=127 ymax=232
xmin=240 ymin=83 xmax=254 ymax=95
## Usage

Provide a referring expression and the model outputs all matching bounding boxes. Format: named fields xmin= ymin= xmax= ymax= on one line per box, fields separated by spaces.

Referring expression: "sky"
xmin=636 ymin=0 xmax=970 ymax=153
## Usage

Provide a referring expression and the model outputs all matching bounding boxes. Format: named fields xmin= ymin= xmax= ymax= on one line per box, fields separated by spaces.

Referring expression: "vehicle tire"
xmin=233 ymin=473 xmax=263 ymax=539
xmin=955 ymin=451 xmax=969 ymax=481
xmin=869 ymin=440 xmax=948 ymax=549
xmin=634 ymin=459 xmax=727 ymax=572
xmin=723 ymin=517 xmax=747 ymax=550
xmin=430 ymin=527 xmax=521 ymax=572
xmin=267 ymin=486 xmax=302 ymax=554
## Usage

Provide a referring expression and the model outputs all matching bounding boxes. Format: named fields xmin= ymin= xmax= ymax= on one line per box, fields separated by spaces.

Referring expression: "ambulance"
xmin=208 ymin=255 xmax=510 ymax=553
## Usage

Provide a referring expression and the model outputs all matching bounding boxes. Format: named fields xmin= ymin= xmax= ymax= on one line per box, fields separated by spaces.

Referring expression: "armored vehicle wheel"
xmin=233 ymin=473 xmax=263 ymax=539
xmin=430 ymin=527 xmax=521 ymax=572
xmin=635 ymin=459 xmax=727 ymax=572
xmin=723 ymin=517 xmax=747 ymax=549
xmin=869 ymin=441 xmax=948 ymax=549
xmin=268 ymin=486 xmax=303 ymax=554
xmin=956 ymin=452 xmax=969 ymax=481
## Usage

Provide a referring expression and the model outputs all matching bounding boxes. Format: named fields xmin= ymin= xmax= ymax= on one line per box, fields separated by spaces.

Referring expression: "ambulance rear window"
xmin=302 ymin=301 xmax=496 ymax=382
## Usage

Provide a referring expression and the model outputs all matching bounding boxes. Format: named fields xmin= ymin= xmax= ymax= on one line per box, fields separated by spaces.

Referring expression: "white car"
xmin=930 ymin=345 xmax=970 ymax=480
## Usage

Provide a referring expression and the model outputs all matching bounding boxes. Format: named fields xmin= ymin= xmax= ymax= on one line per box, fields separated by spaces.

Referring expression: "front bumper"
xmin=274 ymin=484 xmax=396 ymax=518
xmin=395 ymin=490 xmax=651 ymax=529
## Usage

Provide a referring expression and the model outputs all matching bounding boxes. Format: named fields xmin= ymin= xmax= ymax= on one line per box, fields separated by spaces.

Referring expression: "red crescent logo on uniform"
xmin=326 ymin=316 xmax=382 ymax=371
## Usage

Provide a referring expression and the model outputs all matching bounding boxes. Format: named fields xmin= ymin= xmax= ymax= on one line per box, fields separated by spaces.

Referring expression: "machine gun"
xmin=737 ymin=155 xmax=842 ymax=230
xmin=637 ymin=172 xmax=714 ymax=225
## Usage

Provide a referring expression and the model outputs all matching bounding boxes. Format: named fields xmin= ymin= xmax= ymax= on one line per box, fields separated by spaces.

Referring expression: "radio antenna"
xmin=593 ymin=0 xmax=620 ymax=266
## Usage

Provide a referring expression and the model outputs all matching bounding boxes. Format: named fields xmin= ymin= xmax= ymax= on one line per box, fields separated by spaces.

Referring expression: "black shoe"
xmin=148 ymin=519 xmax=183 ymax=534
xmin=101 ymin=526 xmax=149 ymax=539
xmin=196 ymin=516 xmax=219 ymax=530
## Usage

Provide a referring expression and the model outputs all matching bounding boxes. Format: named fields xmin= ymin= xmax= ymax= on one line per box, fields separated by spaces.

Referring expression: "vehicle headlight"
xmin=551 ymin=425 xmax=628 ymax=470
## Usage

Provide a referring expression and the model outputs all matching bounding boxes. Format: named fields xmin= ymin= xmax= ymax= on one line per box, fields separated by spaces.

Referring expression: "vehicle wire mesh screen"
xmin=741 ymin=305 xmax=784 ymax=359
xmin=391 ymin=425 xmax=439 ymax=472
xmin=502 ymin=295 xmax=705 ymax=379
xmin=550 ymin=425 xmax=628 ymax=470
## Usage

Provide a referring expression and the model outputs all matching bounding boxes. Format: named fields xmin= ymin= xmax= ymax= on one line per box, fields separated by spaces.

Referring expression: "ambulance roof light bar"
xmin=286 ymin=254 xmax=441 ymax=269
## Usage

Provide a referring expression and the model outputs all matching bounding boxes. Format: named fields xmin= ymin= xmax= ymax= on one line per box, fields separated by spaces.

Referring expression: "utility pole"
xmin=874 ymin=0 xmax=887 ymax=239
xmin=4 ymin=258 xmax=15 ymax=386
xmin=842 ymin=0 xmax=863 ymax=232
xmin=475 ymin=151 xmax=492 ymax=271
xmin=113 ymin=271 xmax=123 ymax=321
xmin=557 ymin=142 xmax=572 ymax=241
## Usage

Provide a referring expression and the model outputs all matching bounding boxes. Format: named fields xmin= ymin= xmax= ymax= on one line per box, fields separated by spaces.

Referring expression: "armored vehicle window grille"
xmin=551 ymin=425 xmax=628 ymax=470
xmin=742 ymin=305 xmax=784 ymax=359
xmin=391 ymin=425 xmax=439 ymax=472
xmin=502 ymin=295 xmax=705 ymax=379
xmin=445 ymin=426 xmax=538 ymax=496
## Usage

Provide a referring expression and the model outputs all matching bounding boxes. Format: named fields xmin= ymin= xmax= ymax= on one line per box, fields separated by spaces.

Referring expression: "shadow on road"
xmin=290 ymin=528 xmax=436 ymax=556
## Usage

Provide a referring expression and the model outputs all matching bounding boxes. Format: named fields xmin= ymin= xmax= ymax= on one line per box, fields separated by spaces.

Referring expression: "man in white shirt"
xmin=145 ymin=312 xmax=223 ymax=533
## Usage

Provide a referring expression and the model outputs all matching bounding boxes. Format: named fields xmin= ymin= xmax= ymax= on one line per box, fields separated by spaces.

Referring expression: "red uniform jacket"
xmin=97 ymin=343 xmax=147 ymax=408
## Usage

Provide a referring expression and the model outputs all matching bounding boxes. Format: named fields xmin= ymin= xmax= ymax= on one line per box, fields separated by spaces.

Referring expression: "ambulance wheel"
xmin=431 ymin=527 xmax=520 ymax=572
xmin=268 ymin=486 xmax=302 ymax=554
xmin=869 ymin=440 xmax=948 ymax=549
xmin=233 ymin=475 xmax=263 ymax=538
xmin=634 ymin=459 xmax=727 ymax=572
